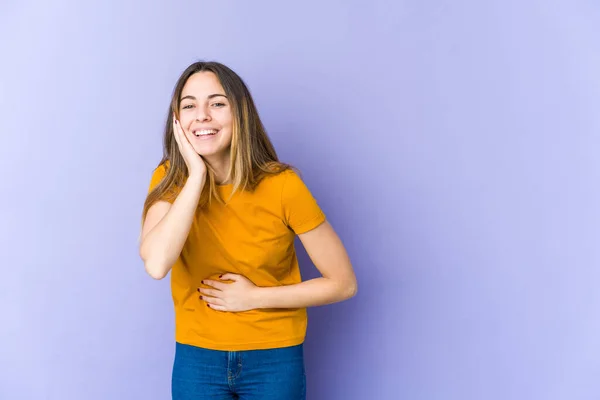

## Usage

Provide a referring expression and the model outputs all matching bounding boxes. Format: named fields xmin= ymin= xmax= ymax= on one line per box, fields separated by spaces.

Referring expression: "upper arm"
xmin=141 ymin=200 xmax=172 ymax=242
xmin=140 ymin=163 xmax=173 ymax=244
xmin=298 ymin=220 xmax=357 ymax=286
xmin=280 ymin=170 xmax=356 ymax=288
xmin=281 ymin=170 xmax=326 ymax=234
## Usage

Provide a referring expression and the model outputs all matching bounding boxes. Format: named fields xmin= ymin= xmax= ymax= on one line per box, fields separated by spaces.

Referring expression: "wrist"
xmin=251 ymin=286 xmax=268 ymax=309
xmin=187 ymin=172 xmax=206 ymax=185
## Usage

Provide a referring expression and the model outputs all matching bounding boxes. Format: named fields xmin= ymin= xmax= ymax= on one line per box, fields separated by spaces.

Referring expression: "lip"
xmin=190 ymin=129 xmax=219 ymax=140
xmin=191 ymin=127 xmax=220 ymax=134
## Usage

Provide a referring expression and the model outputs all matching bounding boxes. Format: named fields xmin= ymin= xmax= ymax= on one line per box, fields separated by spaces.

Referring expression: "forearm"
xmin=254 ymin=277 xmax=357 ymax=309
xmin=140 ymin=174 xmax=204 ymax=279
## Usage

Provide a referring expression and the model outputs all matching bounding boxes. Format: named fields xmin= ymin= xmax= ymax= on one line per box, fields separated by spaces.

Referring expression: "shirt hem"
xmin=293 ymin=212 xmax=326 ymax=235
xmin=175 ymin=335 xmax=306 ymax=351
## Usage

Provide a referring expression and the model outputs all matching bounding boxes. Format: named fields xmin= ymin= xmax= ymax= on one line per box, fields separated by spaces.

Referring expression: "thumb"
xmin=219 ymin=273 xmax=240 ymax=281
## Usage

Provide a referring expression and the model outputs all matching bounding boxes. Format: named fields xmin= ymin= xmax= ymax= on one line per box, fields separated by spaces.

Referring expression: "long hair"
xmin=142 ymin=61 xmax=291 ymax=221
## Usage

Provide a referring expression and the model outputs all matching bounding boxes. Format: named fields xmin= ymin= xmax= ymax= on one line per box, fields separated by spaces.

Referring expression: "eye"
xmin=212 ymin=102 xmax=226 ymax=108
xmin=181 ymin=104 xmax=194 ymax=109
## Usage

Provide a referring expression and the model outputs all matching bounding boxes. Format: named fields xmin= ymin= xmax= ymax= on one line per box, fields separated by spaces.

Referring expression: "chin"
xmin=193 ymin=146 xmax=229 ymax=160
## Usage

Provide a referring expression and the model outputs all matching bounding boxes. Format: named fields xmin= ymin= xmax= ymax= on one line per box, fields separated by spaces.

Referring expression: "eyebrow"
xmin=180 ymin=94 xmax=227 ymax=102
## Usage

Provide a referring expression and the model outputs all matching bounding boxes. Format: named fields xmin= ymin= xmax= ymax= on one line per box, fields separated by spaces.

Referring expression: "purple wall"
xmin=2 ymin=1 xmax=600 ymax=399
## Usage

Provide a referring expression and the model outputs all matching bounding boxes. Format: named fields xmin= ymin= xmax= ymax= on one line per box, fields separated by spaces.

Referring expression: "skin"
xmin=176 ymin=71 xmax=233 ymax=183
xmin=141 ymin=71 xmax=357 ymax=310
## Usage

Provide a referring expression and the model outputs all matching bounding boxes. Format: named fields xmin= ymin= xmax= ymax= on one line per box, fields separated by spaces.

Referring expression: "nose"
xmin=195 ymin=105 xmax=211 ymax=122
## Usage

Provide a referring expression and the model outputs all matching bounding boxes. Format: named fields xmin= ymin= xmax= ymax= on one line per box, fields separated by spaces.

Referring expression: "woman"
xmin=139 ymin=61 xmax=357 ymax=399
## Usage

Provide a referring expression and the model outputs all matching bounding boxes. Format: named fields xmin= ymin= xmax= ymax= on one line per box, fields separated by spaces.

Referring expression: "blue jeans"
xmin=171 ymin=342 xmax=306 ymax=399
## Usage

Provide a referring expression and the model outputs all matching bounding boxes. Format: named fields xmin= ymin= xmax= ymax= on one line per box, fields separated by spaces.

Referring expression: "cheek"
xmin=218 ymin=109 xmax=233 ymax=127
xmin=180 ymin=116 xmax=196 ymax=132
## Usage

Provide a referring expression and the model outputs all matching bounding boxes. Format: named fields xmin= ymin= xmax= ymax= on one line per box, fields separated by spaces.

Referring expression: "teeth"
xmin=194 ymin=129 xmax=217 ymax=136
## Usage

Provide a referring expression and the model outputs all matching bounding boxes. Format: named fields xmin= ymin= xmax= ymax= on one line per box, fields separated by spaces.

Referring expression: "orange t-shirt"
xmin=147 ymin=164 xmax=326 ymax=351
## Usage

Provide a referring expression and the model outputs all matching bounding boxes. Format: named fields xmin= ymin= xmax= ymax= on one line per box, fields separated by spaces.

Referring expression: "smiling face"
xmin=177 ymin=71 xmax=233 ymax=165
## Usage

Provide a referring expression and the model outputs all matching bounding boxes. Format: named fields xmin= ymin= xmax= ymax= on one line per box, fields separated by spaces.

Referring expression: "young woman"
xmin=139 ymin=61 xmax=357 ymax=400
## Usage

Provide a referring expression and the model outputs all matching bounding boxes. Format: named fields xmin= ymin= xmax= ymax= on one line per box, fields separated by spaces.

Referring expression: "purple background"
xmin=2 ymin=1 xmax=600 ymax=399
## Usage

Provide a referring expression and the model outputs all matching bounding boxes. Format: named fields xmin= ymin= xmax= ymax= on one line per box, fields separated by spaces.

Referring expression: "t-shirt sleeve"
xmin=147 ymin=163 xmax=176 ymax=203
xmin=148 ymin=164 xmax=166 ymax=193
xmin=281 ymin=170 xmax=326 ymax=234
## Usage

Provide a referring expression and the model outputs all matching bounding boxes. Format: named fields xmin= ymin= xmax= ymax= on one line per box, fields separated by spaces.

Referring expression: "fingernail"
xmin=197 ymin=288 xmax=200 ymax=292
xmin=219 ymin=275 xmax=223 ymax=279
xmin=207 ymin=304 xmax=211 ymax=308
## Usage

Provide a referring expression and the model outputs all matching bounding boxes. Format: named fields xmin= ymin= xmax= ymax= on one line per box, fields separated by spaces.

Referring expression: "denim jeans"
xmin=171 ymin=342 xmax=306 ymax=399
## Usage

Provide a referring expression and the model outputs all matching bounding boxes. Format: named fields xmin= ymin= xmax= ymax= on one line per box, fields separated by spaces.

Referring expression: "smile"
xmin=193 ymin=129 xmax=219 ymax=137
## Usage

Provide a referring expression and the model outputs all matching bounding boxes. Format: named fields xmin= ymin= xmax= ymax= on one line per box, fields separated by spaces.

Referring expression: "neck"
xmin=204 ymin=153 xmax=231 ymax=185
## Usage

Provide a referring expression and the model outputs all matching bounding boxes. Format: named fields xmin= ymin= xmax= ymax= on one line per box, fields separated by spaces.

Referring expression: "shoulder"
xmin=148 ymin=161 xmax=170 ymax=192
xmin=260 ymin=166 xmax=302 ymax=185
xmin=275 ymin=169 xmax=325 ymax=233
xmin=254 ymin=168 xmax=309 ymax=197
xmin=244 ymin=167 xmax=310 ymax=204
xmin=152 ymin=163 xmax=168 ymax=176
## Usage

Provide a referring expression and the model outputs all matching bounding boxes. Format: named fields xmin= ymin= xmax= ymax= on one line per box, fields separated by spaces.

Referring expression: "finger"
xmin=197 ymin=288 xmax=221 ymax=297
xmin=219 ymin=273 xmax=241 ymax=282
xmin=200 ymin=294 xmax=224 ymax=305
xmin=206 ymin=303 xmax=227 ymax=312
xmin=201 ymin=295 xmax=226 ymax=308
xmin=174 ymin=120 xmax=194 ymax=159
xmin=172 ymin=120 xmax=182 ymax=146
xmin=175 ymin=120 xmax=185 ymax=140
xmin=201 ymin=279 xmax=227 ymax=290
xmin=175 ymin=119 xmax=192 ymax=145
